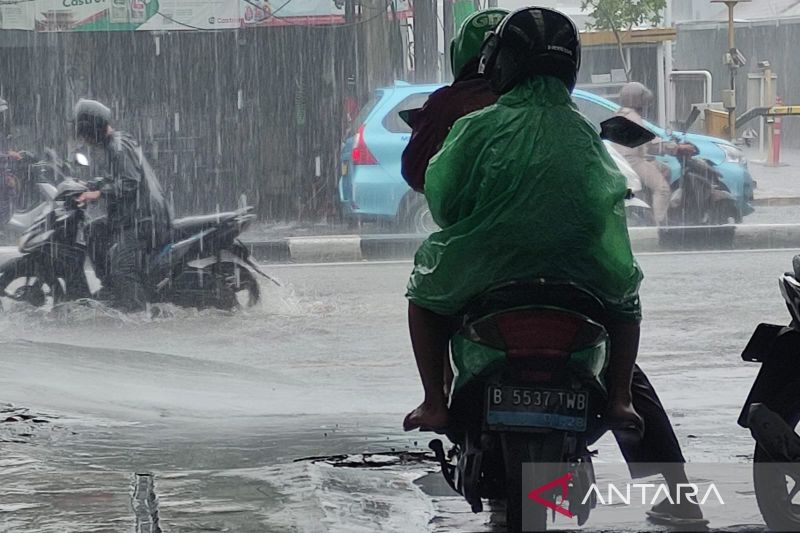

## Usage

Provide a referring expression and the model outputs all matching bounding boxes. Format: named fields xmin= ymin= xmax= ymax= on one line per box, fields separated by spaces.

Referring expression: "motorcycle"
xmin=0 ymin=153 xmax=272 ymax=310
xmin=427 ymin=117 xmax=653 ymax=532
xmin=739 ymin=253 xmax=800 ymax=531
xmin=661 ymin=134 xmax=739 ymax=226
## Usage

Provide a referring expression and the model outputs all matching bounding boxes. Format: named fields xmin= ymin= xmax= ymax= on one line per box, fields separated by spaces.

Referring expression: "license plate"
xmin=486 ymin=386 xmax=588 ymax=431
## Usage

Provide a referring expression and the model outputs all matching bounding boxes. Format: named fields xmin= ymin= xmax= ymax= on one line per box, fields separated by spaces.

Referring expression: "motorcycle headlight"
xmin=716 ymin=143 xmax=747 ymax=166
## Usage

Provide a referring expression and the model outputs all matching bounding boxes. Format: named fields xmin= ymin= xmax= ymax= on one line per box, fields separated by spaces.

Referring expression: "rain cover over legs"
xmin=406 ymin=76 xmax=643 ymax=322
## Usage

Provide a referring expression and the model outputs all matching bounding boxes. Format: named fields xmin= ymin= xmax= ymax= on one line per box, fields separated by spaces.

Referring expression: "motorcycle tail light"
xmin=494 ymin=310 xmax=589 ymax=359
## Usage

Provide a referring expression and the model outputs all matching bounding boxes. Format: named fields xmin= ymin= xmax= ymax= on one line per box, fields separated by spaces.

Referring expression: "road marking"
xmin=262 ymin=248 xmax=795 ymax=268
xmin=636 ymin=248 xmax=794 ymax=257
xmin=266 ymin=259 xmax=414 ymax=268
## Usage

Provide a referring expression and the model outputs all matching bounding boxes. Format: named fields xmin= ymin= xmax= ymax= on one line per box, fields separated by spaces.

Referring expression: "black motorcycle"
xmin=665 ymin=142 xmax=739 ymax=226
xmin=429 ymin=280 xmax=615 ymax=532
xmin=426 ymin=117 xmax=653 ymax=532
xmin=0 ymin=155 xmax=271 ymax=310
xmin=739 ymin=254 xmax=800 ymax=530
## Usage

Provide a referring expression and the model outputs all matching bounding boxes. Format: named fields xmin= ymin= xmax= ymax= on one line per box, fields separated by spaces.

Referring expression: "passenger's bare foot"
xmin=403 ymin=401 xmax=448 ymax=432
xmin=605 ymin=400 xmax=643 ymax=434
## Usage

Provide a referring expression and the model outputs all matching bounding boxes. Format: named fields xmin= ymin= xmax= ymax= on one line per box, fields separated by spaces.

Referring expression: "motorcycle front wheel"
xmin=2 ymin=275 xmax=66 ymax=307
xmin=0 ymin=256 xmax=66 ymax=307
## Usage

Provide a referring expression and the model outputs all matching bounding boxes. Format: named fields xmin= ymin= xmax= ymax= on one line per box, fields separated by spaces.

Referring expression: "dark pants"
xmin=85 ymin=218 xmax=111 ymax=283
xmin=615 ymin=365 xmax=685 ymax=479
xmin=107 ymin=229 xmax=149 ymax=312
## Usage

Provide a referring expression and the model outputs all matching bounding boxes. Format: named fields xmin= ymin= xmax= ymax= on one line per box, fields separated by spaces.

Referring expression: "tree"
xmin=579 ymin=0 xmax=666 ymax=81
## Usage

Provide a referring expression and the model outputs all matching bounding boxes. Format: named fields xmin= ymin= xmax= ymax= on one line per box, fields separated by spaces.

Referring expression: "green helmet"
xmin=450 ymin=8 xmax=509 ymax=78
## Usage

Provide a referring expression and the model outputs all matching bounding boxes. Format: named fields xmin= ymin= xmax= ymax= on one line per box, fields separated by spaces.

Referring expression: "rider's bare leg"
xmin=403 ymin=302 xmax=452 ymax=431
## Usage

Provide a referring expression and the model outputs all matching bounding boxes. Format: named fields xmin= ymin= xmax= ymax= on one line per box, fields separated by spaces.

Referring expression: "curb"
xmin=241 ymin=224 xmax=800 ymax=263
xmin=243 ymin=234 xmax=423 ymax=263
xmin=752 ymin=197 xmax=800 ymax=207
xmin=4 ymin=225 xmax=800 ymax=268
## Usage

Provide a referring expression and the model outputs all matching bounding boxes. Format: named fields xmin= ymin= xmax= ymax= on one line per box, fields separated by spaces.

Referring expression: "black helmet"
xmin=73 ymin=98 xmax=112 ymax=144
xmin=478 ymin=7 xmax=581 ymax=95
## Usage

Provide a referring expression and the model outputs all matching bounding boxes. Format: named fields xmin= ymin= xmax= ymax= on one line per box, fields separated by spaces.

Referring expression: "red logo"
xmin=527 ymin=472 xmax=574 ymax=518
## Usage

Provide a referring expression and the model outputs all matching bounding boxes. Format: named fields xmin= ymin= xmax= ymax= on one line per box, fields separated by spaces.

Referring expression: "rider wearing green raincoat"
xmin=406 ymin=75 xmax=642 ymax=321
xmin=403 ymin=7 xmax=643 ymax=437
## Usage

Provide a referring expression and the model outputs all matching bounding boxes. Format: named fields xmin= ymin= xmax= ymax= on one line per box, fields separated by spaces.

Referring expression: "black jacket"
xmin=102 ymin=131 xmax=172 ymax=246
xmin=400 ymin=59 xmax=498 ymax=192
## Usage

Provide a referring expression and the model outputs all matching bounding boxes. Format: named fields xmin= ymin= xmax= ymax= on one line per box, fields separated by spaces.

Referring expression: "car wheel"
xmin=399 ymin=193 xmax=439 ymax=234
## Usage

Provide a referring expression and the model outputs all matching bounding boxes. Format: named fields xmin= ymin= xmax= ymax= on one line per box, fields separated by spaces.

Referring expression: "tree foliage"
xmin=580 ymin=0 xmax=667 ymax=80
xmin=581 ymin=0 xmax=666 ymax=32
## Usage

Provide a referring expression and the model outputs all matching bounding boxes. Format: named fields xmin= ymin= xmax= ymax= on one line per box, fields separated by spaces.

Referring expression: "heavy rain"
xmin=3 ymin=0 xmax=800 ymax=531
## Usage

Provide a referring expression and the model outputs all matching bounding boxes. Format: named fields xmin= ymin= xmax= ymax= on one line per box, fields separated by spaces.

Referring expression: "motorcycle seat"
xmin=462 ymin=279 xmax=608 ymax=325
xmin=172 ymin=209 xmax=247 ymax=233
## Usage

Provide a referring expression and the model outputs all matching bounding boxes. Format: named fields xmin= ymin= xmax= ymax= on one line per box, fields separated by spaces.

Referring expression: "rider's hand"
xmin=677 ymin=143 xmax=698 ymax=156
xmin=77 ymin=190 xmax=101 ymax=205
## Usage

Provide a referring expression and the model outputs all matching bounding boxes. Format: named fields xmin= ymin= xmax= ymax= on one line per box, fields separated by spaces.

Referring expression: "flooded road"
xmin=0 ymin=250 xmax=793 ymax=531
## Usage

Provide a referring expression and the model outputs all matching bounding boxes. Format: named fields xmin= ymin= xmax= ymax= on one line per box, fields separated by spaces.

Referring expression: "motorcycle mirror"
xmin=399 ymin=107 xmax=422 ymax=128
xmin=73 ymin=152 xmax=89 ymax=167
xmin=599 ymin=116 xmax=656 ymax=149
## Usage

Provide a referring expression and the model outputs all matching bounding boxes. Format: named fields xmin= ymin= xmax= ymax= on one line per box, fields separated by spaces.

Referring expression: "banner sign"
xmin=0 ymin=0 xmax=411 ymax=32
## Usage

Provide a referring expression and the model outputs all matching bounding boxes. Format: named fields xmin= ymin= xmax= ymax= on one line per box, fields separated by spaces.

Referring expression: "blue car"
xmin=339 ymin=81 xmax=755 ymax=231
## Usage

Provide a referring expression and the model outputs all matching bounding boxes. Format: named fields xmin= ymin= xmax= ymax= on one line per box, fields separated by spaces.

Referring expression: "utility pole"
xmin=661 ymin=0 xmax=673 ymax=128
xmin=443 ymin=0 xmax=453 ymax=79
xmin=413 ymin=0 xmax=438 ymax=82
xmin=711 ymin=0 xmax=750 ymax=142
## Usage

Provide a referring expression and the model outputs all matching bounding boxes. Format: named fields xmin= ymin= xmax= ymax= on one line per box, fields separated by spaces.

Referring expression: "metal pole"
xmin=765 ymin=66 xmax=775 ymax=165
xmin=713 ymin=0 xmax=749 ymax=141
xmin=726 ymin=1 xmax=736 ymax=140
xmin=413 ymin=0 xmax=438 ymax=82
xmin=663 ymin=0 xmax=673 ymax=127
xmin=443 ymin=0 xmax=454 ymax=81
xmin=657 ymin=43 xmax=666 ymax=126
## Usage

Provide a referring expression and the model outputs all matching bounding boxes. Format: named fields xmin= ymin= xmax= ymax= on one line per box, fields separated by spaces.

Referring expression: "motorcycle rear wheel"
xmin=502 ymin=432 xmax=566 ymax=532
xmin=215 ymin=262 xmax=260 ymax=310
xmin=3 ymin=276 xmax=65 ymax=307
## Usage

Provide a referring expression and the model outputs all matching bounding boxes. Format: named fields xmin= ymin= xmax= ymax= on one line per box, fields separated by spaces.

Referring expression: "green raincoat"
xmin=406 ymin=76 xmax=643 ymax=322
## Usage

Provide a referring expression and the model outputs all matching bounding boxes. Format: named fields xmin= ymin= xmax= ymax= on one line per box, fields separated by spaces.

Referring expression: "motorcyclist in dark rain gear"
xmin=74 ymin=99 xmax=172 ymax=312
xmin=0 ymin=98 xmax=19 ymax=227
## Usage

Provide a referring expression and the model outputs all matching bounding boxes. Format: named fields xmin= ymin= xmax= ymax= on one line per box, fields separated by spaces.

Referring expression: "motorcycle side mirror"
xmin=399 ymin=107 xmax=422 ymax=128
xmin=73 ymin=152 xmax=89 ymax=167
xmin=599 ymin=116 xmax=656 ymax=148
